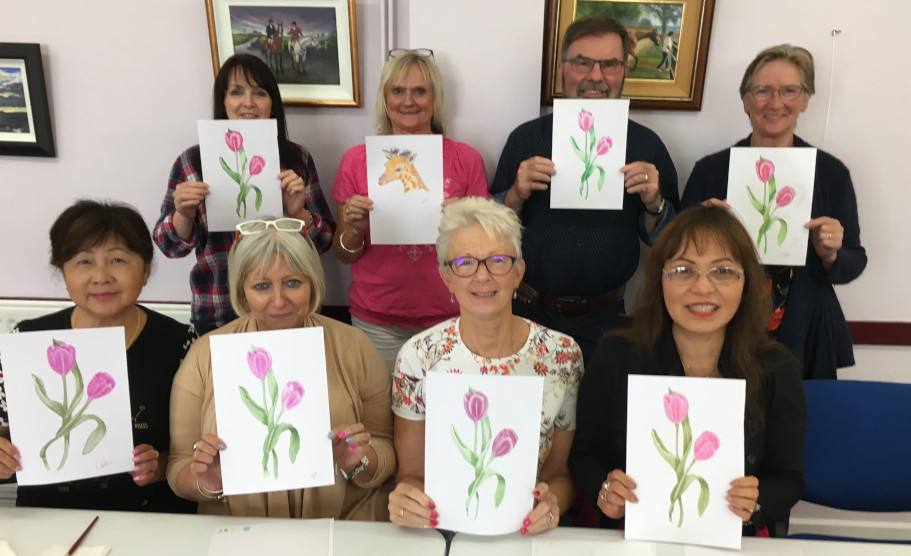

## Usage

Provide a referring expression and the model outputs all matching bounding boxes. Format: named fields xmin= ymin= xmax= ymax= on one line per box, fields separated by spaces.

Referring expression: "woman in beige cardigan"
xmin=167 ymin=217 xmax=394 ymax=519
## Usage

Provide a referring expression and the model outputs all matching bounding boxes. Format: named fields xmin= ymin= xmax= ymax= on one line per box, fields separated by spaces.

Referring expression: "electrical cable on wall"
xmin=822 ymin=29 xmax=841 ymax=148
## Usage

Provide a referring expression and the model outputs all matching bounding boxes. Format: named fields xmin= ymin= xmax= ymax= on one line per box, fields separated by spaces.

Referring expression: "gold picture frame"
xmin=205 ymin=0 xmax=360 ymax=107
xmin=542 ymin=0 xmax=716 ymax=110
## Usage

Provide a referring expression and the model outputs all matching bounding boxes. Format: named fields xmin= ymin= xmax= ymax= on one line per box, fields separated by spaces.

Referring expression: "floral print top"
xmin=392 ymin=318 xmax=583 ymax=470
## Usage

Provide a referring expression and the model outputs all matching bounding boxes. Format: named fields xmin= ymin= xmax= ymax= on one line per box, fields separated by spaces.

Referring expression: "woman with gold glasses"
xmin=331 ymin=48 xmax=489 ymax=372
xmin=681 ymin=44 xmax=866 ymax=380
xmin=168 ymin=217 xmax=395 ymax=520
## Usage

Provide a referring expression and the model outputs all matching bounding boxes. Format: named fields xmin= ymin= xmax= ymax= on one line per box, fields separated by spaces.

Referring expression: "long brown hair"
xmin=617 ymin=205 xmax=773 ymax=426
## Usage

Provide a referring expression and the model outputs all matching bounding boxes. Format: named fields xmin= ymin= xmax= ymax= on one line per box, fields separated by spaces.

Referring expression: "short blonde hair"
xmin=436 ymin=197 xmax=523 ymax=265
xmin=375 ymin=51 xmax=446 ymax=135
xmin=740 ymin=44 xmax=815 ymax=97
xmin=228 ymin=218 xmax=326 ymax=317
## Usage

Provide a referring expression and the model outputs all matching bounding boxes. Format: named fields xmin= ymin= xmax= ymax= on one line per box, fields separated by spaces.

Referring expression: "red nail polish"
xmin=430 ymin=520 xmax=438 ymax=527
xmin=523 ymin=518 xmax=531 ymax=526
xmin=428 ymin=502 xmax=436 ymax=510
xmin=431 ymin=511 xmax=438 ymax=519
xmin=520 ymin=527 xmax=528 ymax=535
xmin=348 ymin=445 xmax=356 ymax=451
xmin=533 ymin=490 xmax=540 ymax=497
xmin=338 ymin=432 xmax=346 ymax=439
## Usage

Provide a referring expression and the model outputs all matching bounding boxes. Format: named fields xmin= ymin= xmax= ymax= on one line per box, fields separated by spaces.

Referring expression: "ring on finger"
xmin=192 ymin=442 xmax=198 ymax=451
xmin=828 ymin=232 xmax=832 ymax=240
xmin=603 ymin=480 xmax=612 ymax=494
xmin=400 ymin=508 xmax=405 ymax=518
xmin=548 ymin=510 xmax=555 ymax=528
xmin=176 ymin=196 xmax=182 ymax=203
xmin=599 ymin=492 xmax=608 ymax=502
xmin=643 ymin=173 xmax=649 ymax=182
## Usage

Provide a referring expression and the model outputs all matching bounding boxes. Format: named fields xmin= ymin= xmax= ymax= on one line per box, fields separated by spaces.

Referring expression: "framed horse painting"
xmin=205 ymin=0 xmax=360 ymax=107
xmin=0 ymin=43 xmax=55 ymax=157
xmin=542 ymin=0 xmax=716 ymax=110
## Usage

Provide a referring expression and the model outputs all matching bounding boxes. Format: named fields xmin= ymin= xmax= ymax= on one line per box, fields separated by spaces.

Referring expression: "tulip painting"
xmin=570 ymin=108 xmax=613 ymax=200
xmin=238 ymin=346 xmax=304 ymax=478
xmin=651 ymin=388 xmax=718 ymax=527
xmin=33 ymin=340 xmax=115 ymax=470
xmin=219 ymin=128 xmax=265 ymax=218
xmin=746 ymin=156 xmax=793 ymax=253
xmin=450 ymin=388 xmax=518 ymax=518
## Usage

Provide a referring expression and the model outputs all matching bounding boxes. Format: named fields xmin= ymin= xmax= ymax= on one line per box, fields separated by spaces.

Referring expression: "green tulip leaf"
xmin=767 ymin=174 xmax=777 ymax=204
xmin=697 ymin=476 xmax=710 ymax=516
xmin=252 ymin=185 xmax=263 ymax=211
xmin=494 ymin=473 xmax=506 ymax=508
xmin=597 ymin=166 xmax=606 ymax=192
xmin=745 ymin=185 xmax=764 ymax=213
xmin=274 ymin=424 xmax=300 ymax=463
xmin=239 ymin=386 xmax=268 ymax=425
xmin=651 ymin=429 xmax=677 ymax=469
xmin=81 ymin=415 xmax=107 ymax=455
xmin=32 ymin=375 xmax=65 ymax=417
xmin=776 ymin=218 xmax=788 ymax=246
xmin=267 ymin=370 xmax=279 ymax=407
xmin=481 ymin=415 xmax=492 ymax=454
xmin=450 ymin=425 xmax=477 ymax=466
xmin=570 ymin=136 xmax=585 ymax=160
xmin=219 ymin=157 xmax=242 ymax=184
xmin=681 ymin=415 xmax=693 ymax=464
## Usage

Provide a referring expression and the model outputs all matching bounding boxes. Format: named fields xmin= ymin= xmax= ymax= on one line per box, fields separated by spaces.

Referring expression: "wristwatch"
xmin=338 ymin=455 xmax=369 ymax=480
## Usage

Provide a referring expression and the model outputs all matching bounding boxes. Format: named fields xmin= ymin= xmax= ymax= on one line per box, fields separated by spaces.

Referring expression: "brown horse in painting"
xmin=260 ymin=23 xmax=284 ymax=73
xmin=626 ymin=27 xmax=661 ymax=72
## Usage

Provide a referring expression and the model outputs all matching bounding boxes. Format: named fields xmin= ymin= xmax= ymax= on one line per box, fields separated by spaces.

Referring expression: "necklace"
xmin=71 ymin=305 xmax=143 ymax=348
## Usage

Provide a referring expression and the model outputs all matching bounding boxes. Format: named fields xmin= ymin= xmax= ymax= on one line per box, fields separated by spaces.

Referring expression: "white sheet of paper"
xmin=726 ymin=147 xmax=817 ymax=266
xmin=206 ymin=519 xmax=332 ymax=555
xmin=425 ymin=373 xmax=543 ymax=535
xmin=210 ymin=327 xmax=334 ymax=496
xmin=551 ymin=99 xmax=629 ymax=209
xmin=366 ymin=134 xmax=444 ymax=244
xmin=624 ymin=375 xmax=745 ymax=550
xmin=0 ymin=327 xmax=135 ymax=485
xmin=198 ymin=119 xmax=283 ymax=231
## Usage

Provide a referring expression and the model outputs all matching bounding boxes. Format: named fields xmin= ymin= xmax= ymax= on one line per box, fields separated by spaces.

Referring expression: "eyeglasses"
xmin=445 ymin=255 xmax=516 ymax=277
xmin=748 ymin=85 xmax=806 ymax=101
xmin=662 ymin=266 xmax=744 ymax=285
xmin=236 ymin=218 xmax=307 ymax=236
xmin=387 ymin=48 xmax=434 ymax=61
xmin=563 ymin=55 xmax=625 ymax=76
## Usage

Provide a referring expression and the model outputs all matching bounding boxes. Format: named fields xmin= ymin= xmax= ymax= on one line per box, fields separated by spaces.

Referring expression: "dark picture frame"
xmin=205 ymin=0 xmax=361 ymax=107
xmin=0 ymin=43 xmax=55 ymax=157
xmin=542 ymin=0 xmax=716 ymax=110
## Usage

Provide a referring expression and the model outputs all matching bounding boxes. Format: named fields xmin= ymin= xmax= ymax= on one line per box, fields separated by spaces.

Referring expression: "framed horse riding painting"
xmin=0 ymin=43 xmax=55 ymax=157
xmin=205 ymin=0 xmax=360 ymax=107
xmin=542 ymin=0 xmax=716 ymax=110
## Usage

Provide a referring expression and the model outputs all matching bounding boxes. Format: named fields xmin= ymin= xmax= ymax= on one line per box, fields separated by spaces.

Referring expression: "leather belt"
xmin=538 ymin=285 xmax=625 ymax=315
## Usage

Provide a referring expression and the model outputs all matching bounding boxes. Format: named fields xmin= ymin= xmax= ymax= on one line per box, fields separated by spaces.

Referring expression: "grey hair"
xmin=375 ymin=51 xmax=446 ymax=135
xmin=740 ymin=44 xmax=815 ymax=96
xmin=228 ymin=216 xmax=326 ymax=317
xmin=436 ymin=197 xmax=523 ymax=266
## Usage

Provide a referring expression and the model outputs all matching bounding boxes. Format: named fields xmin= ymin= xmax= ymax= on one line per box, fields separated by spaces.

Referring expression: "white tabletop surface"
xmin=0 ymin=506 xmax=446 ymax=555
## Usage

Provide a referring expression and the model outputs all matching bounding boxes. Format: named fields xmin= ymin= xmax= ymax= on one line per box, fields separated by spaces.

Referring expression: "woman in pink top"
xmin=331 ymin=49 xmax=489 ymax=372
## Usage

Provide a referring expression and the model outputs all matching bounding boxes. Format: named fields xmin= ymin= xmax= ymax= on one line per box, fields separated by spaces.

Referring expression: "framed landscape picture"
xmin=0 ymin=43 xmax=55 ymax=157
xmin=542 ymin=0 xmax=716 ymax=110
xmin=205 ymin=0 xmax=360 ymax=106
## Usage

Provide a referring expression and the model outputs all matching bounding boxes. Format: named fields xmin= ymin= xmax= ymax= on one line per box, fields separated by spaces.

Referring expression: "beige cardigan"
xmin=167 ymin=313 xmax=395 ymax=520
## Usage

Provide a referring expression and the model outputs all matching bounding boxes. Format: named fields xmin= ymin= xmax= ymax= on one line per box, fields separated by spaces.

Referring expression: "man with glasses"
xmin=490 ymin=16 xmax=679 ymax=363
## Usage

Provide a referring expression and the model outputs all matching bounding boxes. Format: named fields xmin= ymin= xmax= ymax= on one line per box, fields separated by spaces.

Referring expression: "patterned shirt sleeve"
xmin=554 ymin=334 xmax=584 ymax=431
xmin=153 ymin=147 xmax=203 ymax=258
xmin=391 ymin=336 xmax=428 ymax=421
xmin=0 ymin=327 xmax=20 ymax=427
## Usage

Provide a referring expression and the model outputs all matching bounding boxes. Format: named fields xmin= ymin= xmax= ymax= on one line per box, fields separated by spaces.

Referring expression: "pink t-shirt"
xmin=332 ymin=137 xmax=490 ymax=328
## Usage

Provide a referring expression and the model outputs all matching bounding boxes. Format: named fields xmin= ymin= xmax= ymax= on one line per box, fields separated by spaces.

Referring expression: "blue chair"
xmin=789 ymin=379 xmax=911 ymax=543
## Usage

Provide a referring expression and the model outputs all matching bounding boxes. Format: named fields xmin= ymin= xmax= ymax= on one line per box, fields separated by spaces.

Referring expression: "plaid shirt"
xmin=153 ymin=143 xmax=335 ymax=331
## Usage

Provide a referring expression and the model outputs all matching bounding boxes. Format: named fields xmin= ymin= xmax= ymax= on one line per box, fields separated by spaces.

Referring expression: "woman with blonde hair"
xmin=331 ymin=49 xmax=489 ymax=372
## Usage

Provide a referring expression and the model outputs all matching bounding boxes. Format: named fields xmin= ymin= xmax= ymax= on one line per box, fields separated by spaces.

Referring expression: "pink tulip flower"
xmin=86 ymin=372 xmax=116 ymax=399
xmin=596 ymin=136 xmax=613 ymax=156
xmin=776 ymin=186 xmax=796 ymax=207
xmin=47 ymin=344 xmax=76 ymax=376
xmin=247 ymin=347 xmax=272 ymax=380
xmin=693 ymin=431 xmax=720 ymax=461
xmin=463 ymin=390 xmax=489 ymax=422
xmin=578 ymin=110 xmax=594 ymax=132
xmin=491 ymin=428 xmax=518 ymax=458
xmin=755 ymin=158 xmax=775 ymax=183
xmin=249 ymin=156 xmax=266 ymax=176
xmin=225 ymin=130 xmax=244 ymax=152
xmin=281 ymin=381 xmax=305 ymax=411
xmin=663 ymin=391 xmax=689 ymax=424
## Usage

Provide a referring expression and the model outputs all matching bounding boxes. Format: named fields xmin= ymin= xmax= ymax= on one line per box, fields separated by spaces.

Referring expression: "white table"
xmin=450 ymin=526 xmax=910 ymax=556
xmin=0 ymin=507 xmax=446 ymax=555
xmin=789 ymin=500 xmax=911 ymax=541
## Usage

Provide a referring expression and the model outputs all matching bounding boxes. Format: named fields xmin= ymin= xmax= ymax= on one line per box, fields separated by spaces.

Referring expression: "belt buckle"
xmin=554 ymin=296 xmax=587 ymax=313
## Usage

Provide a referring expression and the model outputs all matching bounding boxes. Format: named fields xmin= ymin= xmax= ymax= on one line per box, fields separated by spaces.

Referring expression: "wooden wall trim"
xmin=848 ymin=322 xmax=911 ymax=346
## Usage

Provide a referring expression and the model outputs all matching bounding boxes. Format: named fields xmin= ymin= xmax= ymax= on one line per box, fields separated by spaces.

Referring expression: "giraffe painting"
xmin=378 ymin=149 xmax=430 ymax=193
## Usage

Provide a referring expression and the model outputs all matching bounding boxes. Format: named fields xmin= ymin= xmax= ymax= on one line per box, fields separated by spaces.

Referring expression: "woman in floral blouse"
xmin=388 ymin=197 xmax=583 ymax=536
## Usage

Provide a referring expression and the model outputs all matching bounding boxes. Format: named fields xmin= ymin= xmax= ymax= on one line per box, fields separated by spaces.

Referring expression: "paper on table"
xmin=198 ymin=119 xmax=283 ymax=231
xmin=206 ymin=519 xmax=333 ymax=555
xmin=210 ymin=327 xmax=334 ymax=496
xmin=37 ymin=546 xmax=111 ymax=556
xmin=0 ymin=540 xmax=16 ymax=556
xmin=366 ymin=134 xmax=443 ymax=245
xmin=0 ymin=328 xmax=135 ymax=486
xmin=551 ymin=99 xmax=629 ymax=210
xmin=624 ymin=375 xmax=745 ymax=550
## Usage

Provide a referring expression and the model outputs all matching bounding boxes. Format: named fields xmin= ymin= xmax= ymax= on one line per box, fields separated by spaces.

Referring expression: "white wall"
xmin=1 ymin=0 xmax=908 ymax=374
